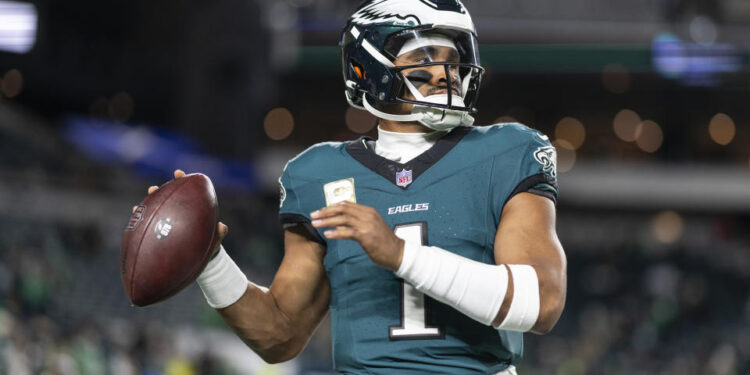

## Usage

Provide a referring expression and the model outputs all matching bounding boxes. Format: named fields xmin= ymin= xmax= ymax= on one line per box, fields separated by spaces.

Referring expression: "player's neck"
xmin=374 ymin=125 xmax=445 ymax=163
xmin=377 ymin=119 xmax=432 ymax=133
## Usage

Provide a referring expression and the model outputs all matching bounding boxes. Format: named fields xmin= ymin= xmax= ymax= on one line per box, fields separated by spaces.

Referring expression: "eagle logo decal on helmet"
xmin=350 ymin=0 xmax=468 ymax=26
xmin=350 ymin=0 xmax=421 ymax=26
xmin=419 ymin=0 xmax=468 ymax=12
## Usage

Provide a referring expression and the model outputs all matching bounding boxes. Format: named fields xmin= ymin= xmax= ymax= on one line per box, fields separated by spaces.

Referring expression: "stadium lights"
xmin=263 ymin=107 xmax=295 ymax=141
xmin=635 ymin=120 xmax=663 ymax=153
xmin=613 ymin=109 xmax=642 ymax=142
xmin=0 ymin=1 xmax=37 ymax=54
xmin=708 ymin=113 xmax=735 ymax=146
xmin=552 ymin=139 xmax=576 ymax=173
xmin=555 ymin=117 xmax=586 ymax=150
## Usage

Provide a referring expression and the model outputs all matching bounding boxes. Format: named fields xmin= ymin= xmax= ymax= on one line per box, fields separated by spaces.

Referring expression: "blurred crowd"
xmin=0 ymin=213 xmax=327 ymax=375
xmin=522 ymin=212 xmax=750 ymax=374
xmin=0 ymin=217 xmax=230 ymax=375
xmin=1 ymin=205 xmax=748 ymax=374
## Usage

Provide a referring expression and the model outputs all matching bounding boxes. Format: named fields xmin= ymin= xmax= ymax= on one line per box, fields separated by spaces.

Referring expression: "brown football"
xmin=121 ymin=173 xmax=218 ymax=306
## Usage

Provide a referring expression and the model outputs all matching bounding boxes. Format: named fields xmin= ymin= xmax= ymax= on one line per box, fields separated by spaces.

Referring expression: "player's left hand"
xmin=311 ymin=201 xmax=404 ymax=271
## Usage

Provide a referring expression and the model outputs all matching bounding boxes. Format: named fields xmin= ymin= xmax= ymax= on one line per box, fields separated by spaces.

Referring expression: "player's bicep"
xmin=270 ymin=225 xmax=330 ymax=322
xmin=494 ymin=192 xmax=562 ymax=266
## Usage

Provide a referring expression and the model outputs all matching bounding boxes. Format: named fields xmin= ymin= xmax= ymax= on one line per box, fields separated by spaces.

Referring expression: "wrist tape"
xmin=395 ymin=241 xmax=540 ymax=331
xmin=196 ymin=245 xmax=249 ymax=309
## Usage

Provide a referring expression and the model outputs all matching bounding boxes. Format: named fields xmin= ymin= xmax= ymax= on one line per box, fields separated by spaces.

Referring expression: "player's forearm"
xmin=211 ymin=274 xmax=331 ymax=364
xmin=489 ymin=244 xmax=567 ymax=334
xmin=216 ymin=284 xmax=304 ymax=363
xmin=396 ymin=241 xmax=567 ymax=334
xmin=526 ymin=260 xmax=566 ymax=334
xmin=196 ymin=241 xmax=330 ymax=363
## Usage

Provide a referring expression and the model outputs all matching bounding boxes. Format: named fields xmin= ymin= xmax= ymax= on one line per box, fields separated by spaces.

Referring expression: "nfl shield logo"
xmin=396 ymin=169 xmax=413 ymax=187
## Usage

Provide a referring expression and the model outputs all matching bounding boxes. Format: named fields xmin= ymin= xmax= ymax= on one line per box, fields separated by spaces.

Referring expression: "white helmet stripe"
xmin=403 ymin=77 xmax=427 ymax=101
xmin=461 ymin=71 xmax=472 ymax=98
xmin=350 ymin=26 xmax=395 ymax=68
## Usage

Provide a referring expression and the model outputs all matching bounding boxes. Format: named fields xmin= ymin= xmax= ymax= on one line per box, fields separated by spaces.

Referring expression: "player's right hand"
xmin=133 ymin=169 xmax=229 ymax=257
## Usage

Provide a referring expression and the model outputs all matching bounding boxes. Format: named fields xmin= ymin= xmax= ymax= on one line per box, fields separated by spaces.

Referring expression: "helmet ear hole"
xmin=350 ymin=60 xmax=366 ymax=79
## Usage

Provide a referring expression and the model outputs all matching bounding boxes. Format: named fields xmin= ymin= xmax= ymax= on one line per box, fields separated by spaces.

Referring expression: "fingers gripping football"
xmin=311 ymin=201 xmax=404 ymax=271
xmin=148 ymin=169 xmax=186 ymax=194
xmin=133 ymin=169 xmax=228 ymax=256
xmin=133 ymin=170 xmax=186 ymax=212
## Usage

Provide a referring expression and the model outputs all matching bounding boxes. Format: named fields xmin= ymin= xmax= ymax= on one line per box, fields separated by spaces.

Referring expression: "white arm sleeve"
xmin=395 ymin=241 xmax=540 ymax=331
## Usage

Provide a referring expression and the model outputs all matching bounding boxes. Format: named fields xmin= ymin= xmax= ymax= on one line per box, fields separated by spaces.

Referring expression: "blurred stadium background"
xmin=1 ymin=0 xmax=749 ymax=374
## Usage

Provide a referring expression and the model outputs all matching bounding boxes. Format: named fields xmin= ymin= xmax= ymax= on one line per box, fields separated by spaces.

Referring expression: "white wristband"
xmin=396 ymin=241 xmax=509 ymax=326
xmin=497 ymin=265 xmax=540 ymax=332
xmin=196 ymin=245 xmax=249 ymax=309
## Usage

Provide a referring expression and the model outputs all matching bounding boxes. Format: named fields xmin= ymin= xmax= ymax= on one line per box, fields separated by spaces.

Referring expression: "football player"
xmin=149 ymin=1 xmax=566 ymax=373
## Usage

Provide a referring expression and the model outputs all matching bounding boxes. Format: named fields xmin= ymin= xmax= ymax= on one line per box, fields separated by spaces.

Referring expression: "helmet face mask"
xmin=386 ymin=29 xmax=482 ymax=112
xmin=341 ymin=0 xmax=483 ymax=131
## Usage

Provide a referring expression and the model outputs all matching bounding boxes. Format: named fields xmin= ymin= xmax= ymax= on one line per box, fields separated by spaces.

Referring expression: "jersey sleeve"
xmin=489 ymin=127 xmax=559 ymax=220
xmin=278 ymin=164 xmax=327 ymax=245
xmin=509 ymin=131 xmax=559 ymax=204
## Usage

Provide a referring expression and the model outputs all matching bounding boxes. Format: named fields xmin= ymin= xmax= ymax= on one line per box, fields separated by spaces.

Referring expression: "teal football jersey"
xmin=279 ymin=124 xmax=558 ymax=375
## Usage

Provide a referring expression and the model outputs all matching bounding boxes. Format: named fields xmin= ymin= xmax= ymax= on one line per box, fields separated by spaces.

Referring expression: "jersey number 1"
xmin=389 ymin=222 xmax=444 ymax=340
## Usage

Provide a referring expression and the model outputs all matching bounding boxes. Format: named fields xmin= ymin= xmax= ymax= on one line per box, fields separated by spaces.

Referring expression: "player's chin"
xmin=428 ymin=88 xmax=460 ymax=96
xmin=383 ymin=101 xmax=414 ymax=115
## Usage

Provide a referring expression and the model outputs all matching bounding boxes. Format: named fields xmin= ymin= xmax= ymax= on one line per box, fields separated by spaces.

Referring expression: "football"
xmin=121 ymin=173 xmax=218 ymax=306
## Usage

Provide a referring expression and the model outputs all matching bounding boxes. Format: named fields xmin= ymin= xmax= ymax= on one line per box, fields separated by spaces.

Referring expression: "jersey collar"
xmin=345 ymin=126 xmax=471 ymax=189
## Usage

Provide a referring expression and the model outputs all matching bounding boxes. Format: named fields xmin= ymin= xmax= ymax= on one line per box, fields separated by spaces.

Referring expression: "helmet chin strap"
xmin=362 ymin=94 xmax=423 ymax=122
xmin=413 ymin=104 xmax=475 ymax=131
xmin=361 ymin=94 xmax=474 ymax=132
